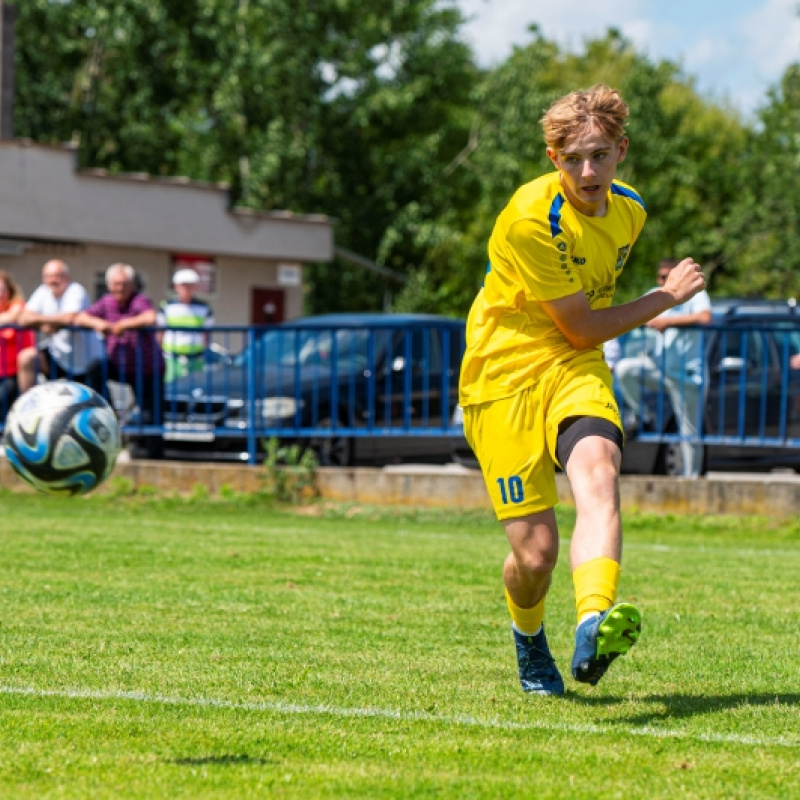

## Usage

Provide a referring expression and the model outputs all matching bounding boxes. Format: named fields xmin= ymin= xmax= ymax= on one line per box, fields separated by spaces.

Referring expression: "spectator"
xmin=75 ymin=264 xmax=164 ymax=453
xmin=615 ymin=258 xmax=712 ymax=477
xmin=157 ymin=267 xmax=214 ymax=382
xmin=0 ymin=271 xmax=35 ymax=421
xmin=16 ymin=259 xmax=102 ymax=392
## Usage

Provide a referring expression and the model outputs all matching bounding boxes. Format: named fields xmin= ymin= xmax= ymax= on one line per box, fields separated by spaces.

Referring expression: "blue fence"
xmin=613 ymin=318 xmax=800 ymax=471
xmin=0 ymin=321 xmax=467 ymax=465
xmin=4 ymin=317 xmax=800 ymax=468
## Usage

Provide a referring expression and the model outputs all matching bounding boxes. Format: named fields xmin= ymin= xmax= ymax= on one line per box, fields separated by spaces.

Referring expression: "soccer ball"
xmin=2 ymin=381 xmax=121 ymax=496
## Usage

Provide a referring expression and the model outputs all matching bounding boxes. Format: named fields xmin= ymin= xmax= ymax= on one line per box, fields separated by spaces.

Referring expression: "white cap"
xmin=173 ymin=268 xmax=200 ymax=285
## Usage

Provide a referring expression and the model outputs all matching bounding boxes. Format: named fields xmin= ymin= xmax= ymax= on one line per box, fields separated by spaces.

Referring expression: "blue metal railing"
xmin=613 ymin=320 xmax=800 ymax=451
xmin=0 ymin=322 xmax=468 ymax=464
xmin=5 ymin=318 xmax=800 ymax=466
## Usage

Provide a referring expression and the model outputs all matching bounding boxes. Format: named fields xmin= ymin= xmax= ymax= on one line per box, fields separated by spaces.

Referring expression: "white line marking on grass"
xmin=1 ymin=684 xmax=798 ymax=749
xmin=627 ymin=544 xmax=800 ymax=559
xmin=573 ymin=540 xmax=800 ymax=560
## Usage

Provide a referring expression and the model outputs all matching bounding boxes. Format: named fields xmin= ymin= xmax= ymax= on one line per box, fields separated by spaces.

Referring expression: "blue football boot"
xmin=512 ymin=625 xmax=565 ymax=696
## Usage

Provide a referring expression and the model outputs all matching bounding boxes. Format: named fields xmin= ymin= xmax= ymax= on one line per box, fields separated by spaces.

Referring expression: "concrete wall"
xmin=212 ymin=255 xmax=304 ymax=323
xmin=314 ymin=468 xmax=800 ymax=518
xmin=2 ymin=457 xmax=799 ymax=518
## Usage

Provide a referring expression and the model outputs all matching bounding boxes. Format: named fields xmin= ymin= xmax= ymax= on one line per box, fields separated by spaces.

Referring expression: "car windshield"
xmin=764 ymin=320 xmax=800 ymax=354
xmin=232 ymin=327 xmax=374 ymax=370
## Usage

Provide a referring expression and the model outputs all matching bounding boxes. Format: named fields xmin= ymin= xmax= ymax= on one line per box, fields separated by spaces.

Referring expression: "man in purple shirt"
xmin=76 ymin=263 xmax=165 ymax=455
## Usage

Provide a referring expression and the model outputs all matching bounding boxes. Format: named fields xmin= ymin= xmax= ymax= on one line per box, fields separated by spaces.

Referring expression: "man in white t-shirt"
xmin=615 ymin=258 xmax=713 ymax=477
xmin=17 ymin=259 xmax=102 ymax=391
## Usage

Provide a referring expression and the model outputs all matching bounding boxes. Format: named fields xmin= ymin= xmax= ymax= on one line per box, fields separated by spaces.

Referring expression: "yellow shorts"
xmin=463 ymin=351 xmax=622 ymax=520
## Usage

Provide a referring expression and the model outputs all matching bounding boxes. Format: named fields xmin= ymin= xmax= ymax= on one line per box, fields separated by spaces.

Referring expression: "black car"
xmin=148 ymin=313 xmax=467 ymax=465
xmin=620 ymin=300 xmax=800 ymax=475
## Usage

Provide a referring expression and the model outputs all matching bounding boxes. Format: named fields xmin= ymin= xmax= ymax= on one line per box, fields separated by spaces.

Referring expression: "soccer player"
xmin=459 ymin=84 xmax=706 ymax=694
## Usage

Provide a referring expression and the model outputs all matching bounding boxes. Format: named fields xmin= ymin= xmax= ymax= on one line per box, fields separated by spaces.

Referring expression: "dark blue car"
xmin=619 ymin=301 xmax=800 ymax=475
xmin=149 ymin=313 xmax=467 ymax=465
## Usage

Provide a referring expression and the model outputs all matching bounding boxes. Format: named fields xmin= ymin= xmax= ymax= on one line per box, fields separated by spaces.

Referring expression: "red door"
xmin=251 ymin=288 xmax=286 ymax=325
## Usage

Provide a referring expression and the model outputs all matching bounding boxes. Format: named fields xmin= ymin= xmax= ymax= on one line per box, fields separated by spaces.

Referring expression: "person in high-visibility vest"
xmin=158 ymin=268 xmax=214 ymax=382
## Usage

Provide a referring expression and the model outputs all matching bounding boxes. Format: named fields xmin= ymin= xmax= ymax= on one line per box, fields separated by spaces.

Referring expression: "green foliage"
xmin=408 ymin=30 xmax=751 ymax=311
xmin=13 ymin=4 xmax=800 ymax=311
xmin=16 ymin=0 xmax=477 ymax=313
xmin=100 ymin=475 xmax=137 ymax=498
xmin=719 ymin=65 xmax=800 ymax=299
xmin=261 ymin=436 xmax=318 ymax=504
xmin=188 ymin=482 xmax=209 ymax=502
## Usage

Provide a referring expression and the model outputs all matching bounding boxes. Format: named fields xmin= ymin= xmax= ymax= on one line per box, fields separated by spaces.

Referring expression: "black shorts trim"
xmin=556 ymin=415 xmax=623 ymax=470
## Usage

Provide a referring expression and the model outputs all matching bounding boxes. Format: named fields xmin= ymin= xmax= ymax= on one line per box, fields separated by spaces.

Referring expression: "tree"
xmin=392 ymin=30 xmax=750 ymax=314
xmin=720 ymin=64 xmax=800 ymax=298
xmin=15 ymin=12 xmax=761 ymax=313
xmin=15 ymin=0 xmax=478 ymax=312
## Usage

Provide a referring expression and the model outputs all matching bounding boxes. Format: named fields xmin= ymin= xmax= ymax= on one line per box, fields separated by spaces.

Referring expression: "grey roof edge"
xmin=334 ymin=246 xmax=408 ymax=284
xmin=2 ymin=137 xmax=79 ymax=152
xmin=1 ymin=138 xmax=333 ymax=226
xmin=229 ymin=206 xmax=331 ymax=225
xmin=78 ymin=166 xmax=230 ymax=193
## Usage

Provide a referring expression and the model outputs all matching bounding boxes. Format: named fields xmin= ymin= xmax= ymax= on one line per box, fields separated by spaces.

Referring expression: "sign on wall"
xmin=277 ymin=263 xmax=302 ymax=287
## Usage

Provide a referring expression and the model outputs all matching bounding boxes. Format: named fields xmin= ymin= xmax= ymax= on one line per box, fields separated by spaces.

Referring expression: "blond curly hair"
xmin=541 ymin=84 xmax=629 ymax=151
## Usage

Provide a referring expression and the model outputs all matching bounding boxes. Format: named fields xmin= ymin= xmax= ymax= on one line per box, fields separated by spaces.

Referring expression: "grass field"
xmin=1 ymin=486 xmax=799 ymax=799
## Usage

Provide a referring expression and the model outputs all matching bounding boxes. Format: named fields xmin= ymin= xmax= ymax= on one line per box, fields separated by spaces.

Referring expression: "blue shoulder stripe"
xmin=481 ymin=260 xmax=491 ymax=287
xmin=548 ymin=194 xmax=565 ymax=238
xmin=610 ymin=182 xmax=646 ymax=211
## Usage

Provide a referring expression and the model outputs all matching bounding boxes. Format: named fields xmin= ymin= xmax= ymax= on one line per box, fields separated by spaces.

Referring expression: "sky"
xmin=453 ymin=0 xmax=800 ymax=117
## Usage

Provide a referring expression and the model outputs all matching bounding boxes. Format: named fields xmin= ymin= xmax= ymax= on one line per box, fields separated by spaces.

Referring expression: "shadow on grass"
xmin=167 ymin=754 xmax=276 ymax=766
xmin=572 ymin=692 xmax=800 ymax=725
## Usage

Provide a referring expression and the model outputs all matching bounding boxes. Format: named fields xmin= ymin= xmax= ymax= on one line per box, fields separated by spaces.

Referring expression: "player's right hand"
xmin=662 ymin=257 xmax=706 ymax=305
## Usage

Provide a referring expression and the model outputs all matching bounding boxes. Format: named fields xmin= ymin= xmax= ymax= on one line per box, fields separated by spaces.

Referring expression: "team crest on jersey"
xmin=615 ymin=244 xmax=631 ymax=271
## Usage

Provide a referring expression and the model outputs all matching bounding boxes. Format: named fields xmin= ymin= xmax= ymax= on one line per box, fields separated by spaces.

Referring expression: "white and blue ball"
xmin=2 ymin=381 xmax=121 ymax=496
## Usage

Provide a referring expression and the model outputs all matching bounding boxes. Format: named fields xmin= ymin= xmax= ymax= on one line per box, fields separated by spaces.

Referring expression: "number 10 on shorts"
xmin=497 ymin=476 xmax=524 ymax=504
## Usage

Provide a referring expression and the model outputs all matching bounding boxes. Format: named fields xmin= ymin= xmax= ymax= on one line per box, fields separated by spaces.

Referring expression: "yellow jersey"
xmin=459 ymin=171 xmax=646 ymax=406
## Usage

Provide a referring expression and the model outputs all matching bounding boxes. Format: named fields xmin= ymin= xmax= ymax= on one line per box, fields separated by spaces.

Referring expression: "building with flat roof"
xmin=0 ymin=3 xmax=405 ymax=325
xmin=0 ymin=139 xmax=334 ymax=325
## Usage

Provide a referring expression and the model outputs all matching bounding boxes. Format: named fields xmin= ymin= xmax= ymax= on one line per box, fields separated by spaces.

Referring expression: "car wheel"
xmin=656 ymin=441 xmax=684 ymax=477
xmin=128 ymin=435 xmax=164 ymax=460
xmin=451 ymin=450 xmax=479 ymax=470
xmin=656 ymin=441 xmax=707 ymax=477
xmin=309 ymin=418 xmax=353 ymax=467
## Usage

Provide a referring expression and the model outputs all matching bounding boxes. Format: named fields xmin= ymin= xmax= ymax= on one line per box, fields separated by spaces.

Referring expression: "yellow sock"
xmin=505 ymin=588 xmax=545 ymax=635
xmin=572 ymin=557 xmax=620 ymax=623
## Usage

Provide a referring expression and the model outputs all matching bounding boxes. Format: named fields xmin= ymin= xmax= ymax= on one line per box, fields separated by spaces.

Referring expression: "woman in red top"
xmin=0 ymin=271 xmax=36 ymax=421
